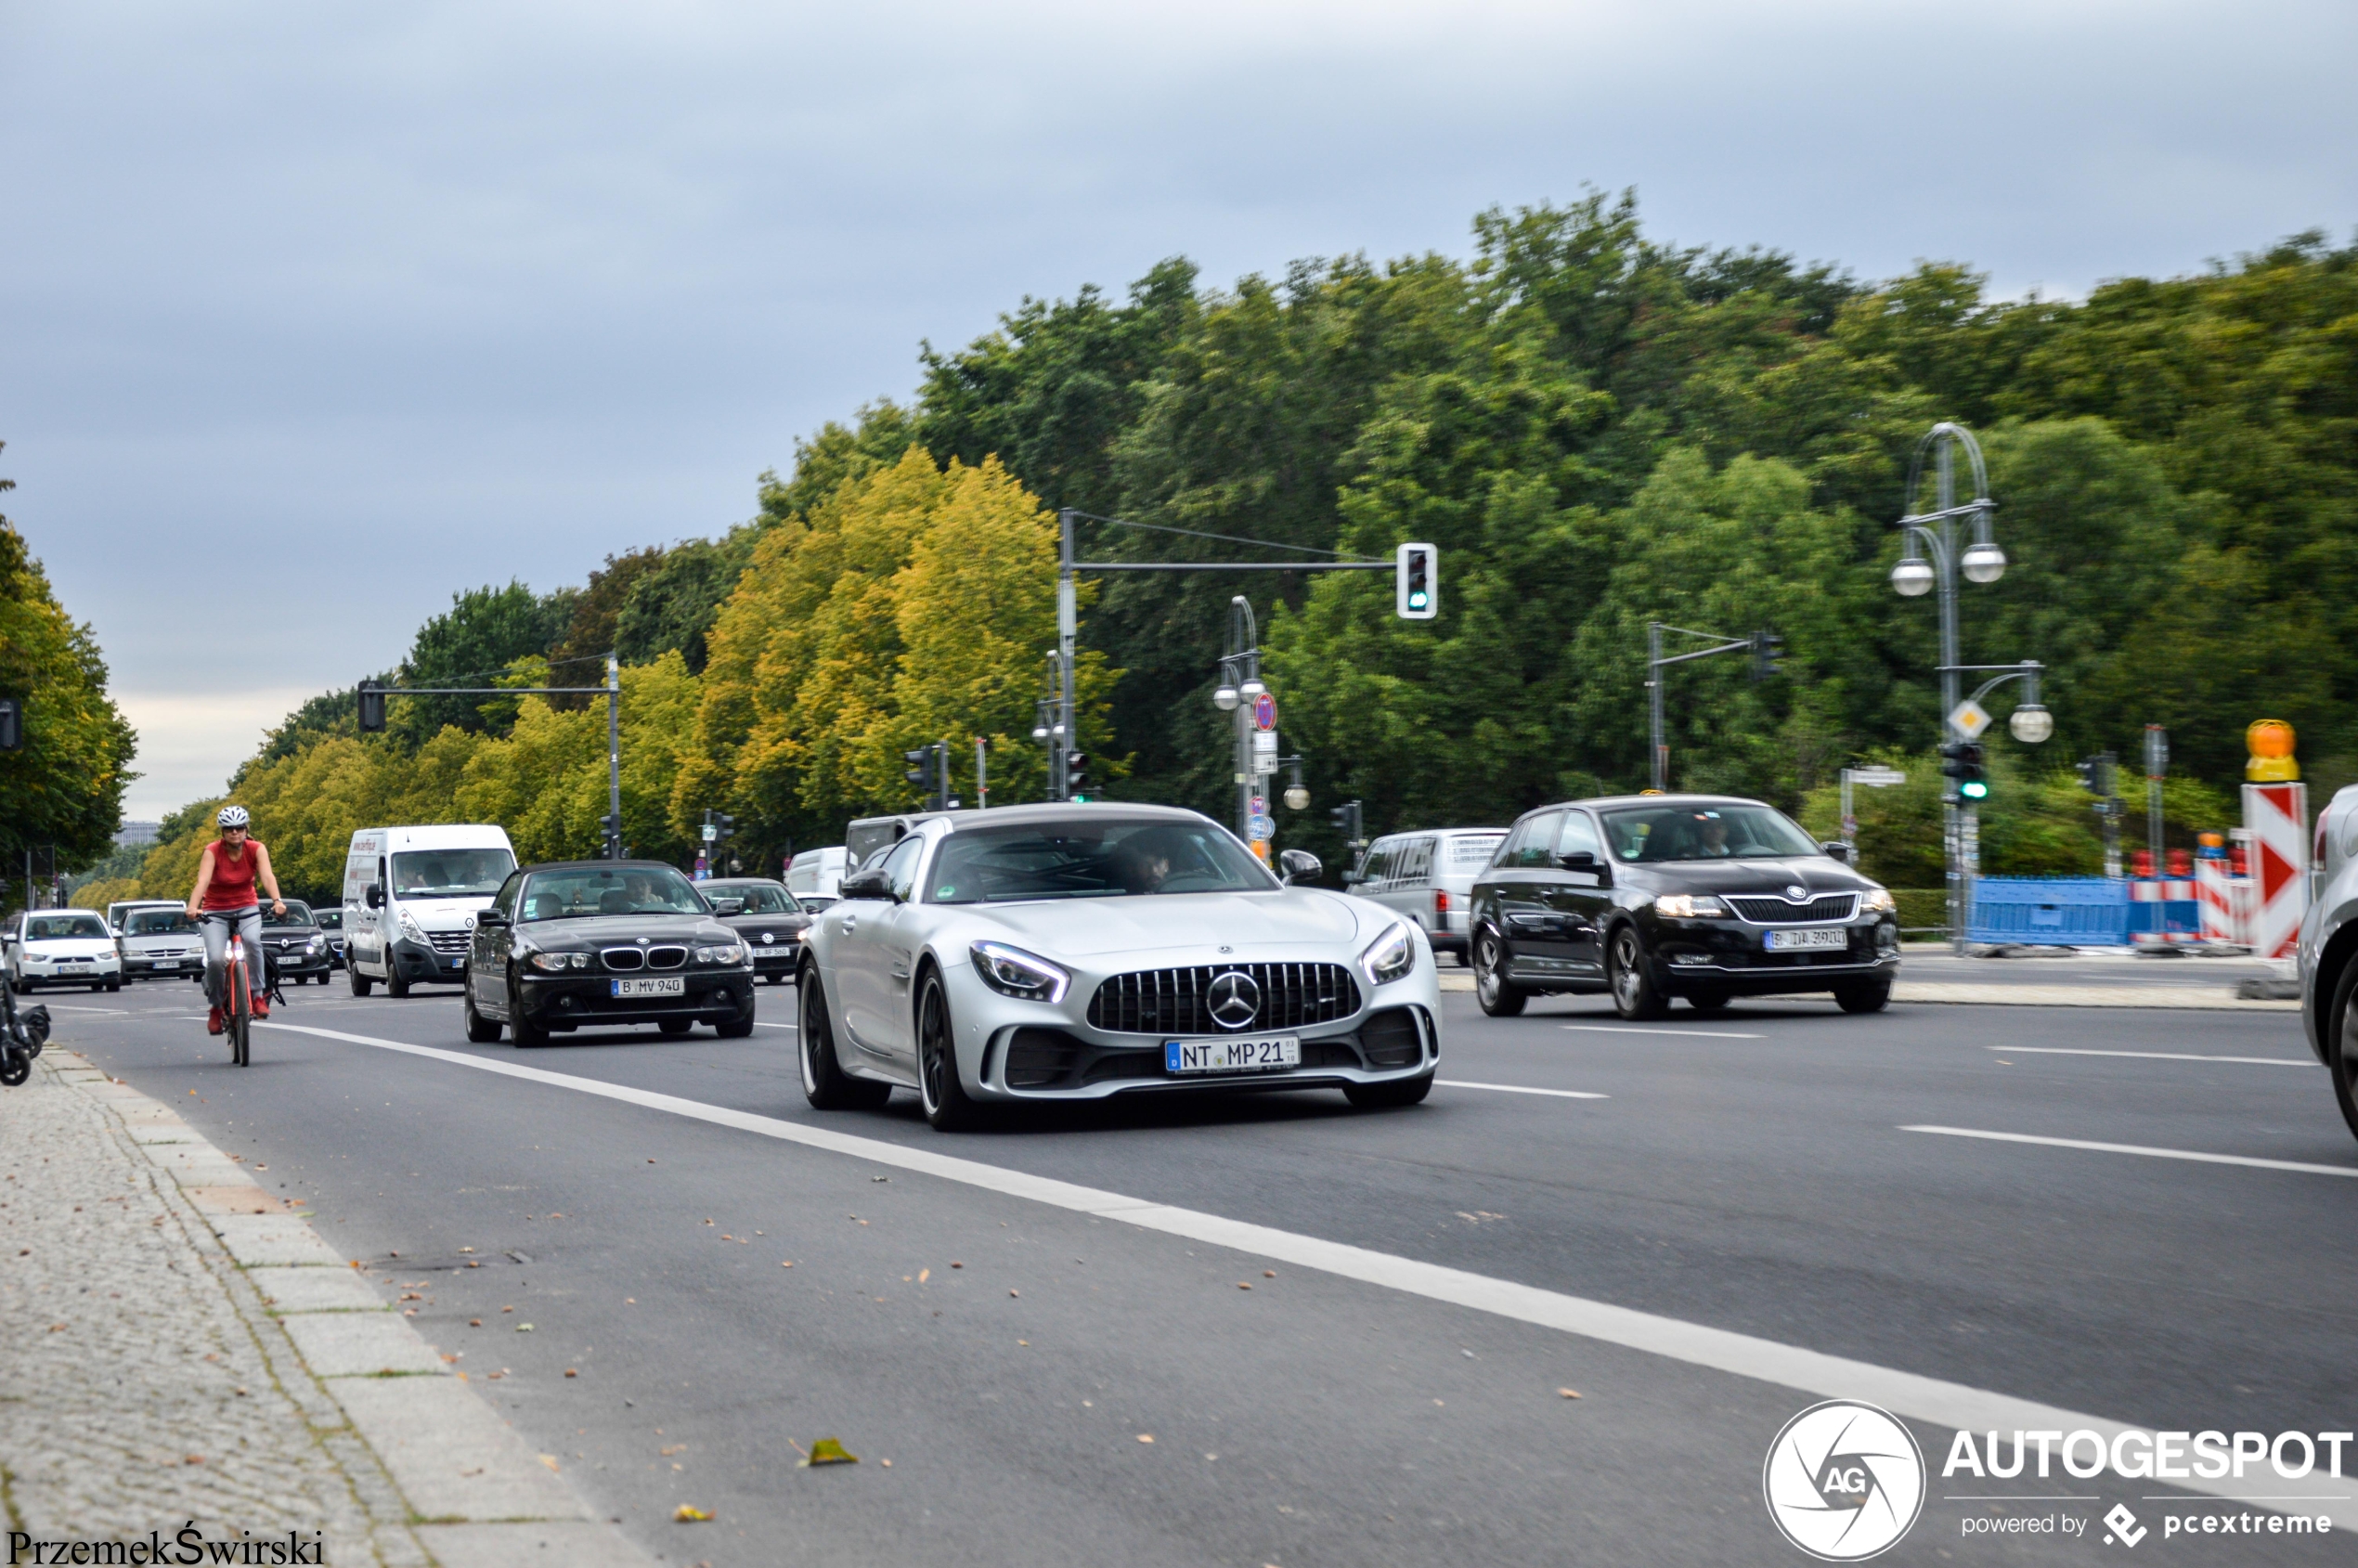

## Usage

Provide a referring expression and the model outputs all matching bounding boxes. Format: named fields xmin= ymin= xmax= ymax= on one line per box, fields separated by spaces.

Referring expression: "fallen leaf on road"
xmin=1558 ymin=1389 xmax=1582 ymax=1399
xmin=565 ymin=1368 xmax=578 ymax=1378
xmin=1237 ymin=1283 xmax=1251 ymax=1290
xmin=917 ymin=1269 xmax=929 ymax=1283
xmin=516 ymin=1323 xmax=533 ymax=1332
xmin=184 ymin=1455 xmax=204 ymax=1466
xmin=1136 ymin=1435 xmax=1154 ymax=1445
xmin=880 ymin=1458 xmax=891 ymax=1468
xmin=1009 ymin=1289 xmax=1019 ymax=1298
xmin=540 ymin=1455 xmax=562 ymax=1472
xmin=780 ymin=1261 xmax=793 ymax=1268
xmin=803 ymin=1437 xmax=859 ymax=1467
xmin=662 ymin=1445 xmax=686 ymax=1456
xmin=673 ymin=1505 xmax=711 ymax=1522
xmin=1263 ymin=1271 xmax=1276 ymax=1278
xmin=470 ymin=1319 xmax=482 ymax=1328
xmin=951 ymin=1261 xmax=963 ymax=1268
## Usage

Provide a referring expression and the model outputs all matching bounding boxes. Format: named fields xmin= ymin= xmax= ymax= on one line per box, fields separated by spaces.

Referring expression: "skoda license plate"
xmin=1764 ymin=927 xmax=1848 ymax=952
xmin=611 ymin=977 xmax=684 ymax=998
xmin=1164 ymin=1035 xmax=1300 ymax=1074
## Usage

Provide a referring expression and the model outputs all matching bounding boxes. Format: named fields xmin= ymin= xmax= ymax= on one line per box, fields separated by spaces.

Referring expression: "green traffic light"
xmin=1960 ymin=779 xmax=1989 ymax=800
xmin=1408 ymin=590 xmax=1429 ymax=609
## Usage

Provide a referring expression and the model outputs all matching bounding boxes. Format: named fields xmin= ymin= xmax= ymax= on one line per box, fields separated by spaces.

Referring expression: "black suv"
xmin=1469 ymin=794 xmax=1900 ymax=1018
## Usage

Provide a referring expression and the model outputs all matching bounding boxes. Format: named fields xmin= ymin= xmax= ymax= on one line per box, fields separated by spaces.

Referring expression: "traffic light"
xmin=1329 ymin=798 xmax=1365 ymax=851
xmin=711 ymin=812 xmax=734 ymax=846
xmin=0 ymin=697 xmax=19 ymax=751
xmin=1750 ymin=629 xmax=1784 ymax=682
xmin=905 ymin=744 xmax=949 ymax=810
xmin=357 ymin=680 xmax=386 ymax=733
xmin=599 ymin=811 xmax=624 ymax=859
xmin=2076 ymin=754 xmax=2114 ymax=796
xmin=1065 ymin=751 xmax=1088 ymax=803
xmin=1940 ymin=741 xmax=1989 ymax=801
xmin=1394 ymin=543 xmax=1438 ymax=620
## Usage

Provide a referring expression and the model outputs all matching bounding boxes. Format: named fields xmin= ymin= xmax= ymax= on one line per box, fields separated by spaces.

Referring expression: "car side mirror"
xmin=474 ymin=908 xmax=508 ymax=928
xmin=365 ymin=885 xmax=384 ymax=909
xmin=709 ymin=897 xmax=745 ymax=915
xmin=838 ymin=868 xmax=890 ymax=901
xmin=1340 ymin=870 xmax=1364 ymax=886
xmin=1820 ymin=840 xmax=1853 ymax=864
xmin=1277 ymin=849 xmax=1322 ymax=885
xmin=1556 ymin=850 xmax=1598 ymax=870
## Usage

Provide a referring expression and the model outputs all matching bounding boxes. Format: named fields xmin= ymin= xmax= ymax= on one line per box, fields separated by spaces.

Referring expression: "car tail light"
xmin=1433 ymin=889 xmax=1450 ymax=915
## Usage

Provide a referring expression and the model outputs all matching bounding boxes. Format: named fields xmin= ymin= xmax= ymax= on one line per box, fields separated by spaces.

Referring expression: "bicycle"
xmin=200 ymin=910 xmax=274 ymax=1068
xmin=0 ymin=977 xmax=45 ymax=1087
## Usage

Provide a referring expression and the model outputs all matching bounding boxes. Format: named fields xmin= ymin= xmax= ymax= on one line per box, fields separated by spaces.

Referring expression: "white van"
xmin=785 ymin=847 xmax=849 ymax=911
xmin=343 ymin=825 xmax=518 ymax=997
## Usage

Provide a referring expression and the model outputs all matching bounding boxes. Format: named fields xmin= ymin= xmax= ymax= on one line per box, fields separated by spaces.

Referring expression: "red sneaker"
xmin=206 ymin=1005 xmax=224 ymax=1036
xmin=251 ymin=993 xmax=270 ymax=1020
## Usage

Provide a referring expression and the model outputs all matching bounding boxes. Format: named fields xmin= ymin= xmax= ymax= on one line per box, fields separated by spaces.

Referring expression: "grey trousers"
xmin=201 ymin=906 xmax=264 ymax=1007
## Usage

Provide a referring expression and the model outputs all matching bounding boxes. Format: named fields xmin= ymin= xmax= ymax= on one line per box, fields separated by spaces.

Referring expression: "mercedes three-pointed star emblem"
xmin=1207 ymin=970 xmax=1261 ymax=1031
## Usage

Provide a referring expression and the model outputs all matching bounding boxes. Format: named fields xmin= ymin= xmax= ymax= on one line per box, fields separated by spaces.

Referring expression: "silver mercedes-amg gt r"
xmin=797 ymin=803 xmax=1443 ymax=1129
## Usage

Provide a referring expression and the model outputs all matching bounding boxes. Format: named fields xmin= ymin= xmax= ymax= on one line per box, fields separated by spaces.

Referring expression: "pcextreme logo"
xmin=1763 ymin=1400 xmax=1927 ymax=1561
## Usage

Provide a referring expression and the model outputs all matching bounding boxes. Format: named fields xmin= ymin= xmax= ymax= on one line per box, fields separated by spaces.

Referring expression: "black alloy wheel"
xmin=507 ymin=972 xmax=548 ymax=1048
xmin=463 ymin=979 xmax=502 ymax=1043
xmin=1472 ymin=928 xmax=1526 ymax=1017
xmin=798 ymin=960 xmax=888 ymax=1110
xmin=2329 ymin=961 xmax=2358 ymax=1143
xmin=1608 ymin=926 xmax=1669 ymax=1020
xmin=916 ymin=969 xmax=985 ymax=1132
xmin=1833 ymin=978 xmax=1893 ymax=1015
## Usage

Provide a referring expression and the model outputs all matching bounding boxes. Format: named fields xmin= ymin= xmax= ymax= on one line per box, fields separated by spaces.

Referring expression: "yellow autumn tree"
xmin=676 ymin=447 xmax=1115 ymax=862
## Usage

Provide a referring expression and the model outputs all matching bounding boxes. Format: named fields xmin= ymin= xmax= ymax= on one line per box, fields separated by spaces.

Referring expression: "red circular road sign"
xmin=1253 ymin=693 xmax=1276 ymax=731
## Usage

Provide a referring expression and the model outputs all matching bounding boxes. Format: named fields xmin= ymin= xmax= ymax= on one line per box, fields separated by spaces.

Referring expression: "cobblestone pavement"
xmin=0 ymin=1048 xmax=645 ymax=1568
xmin=0 ymin=1049 xmax=405 ymax=1562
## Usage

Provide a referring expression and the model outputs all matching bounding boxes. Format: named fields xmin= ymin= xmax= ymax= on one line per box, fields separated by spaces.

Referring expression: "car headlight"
xmin=970 ymin=941 xmax=1069 ymax=1003
xmin=397 ymin=910 xmax=428 ymax=944
xmin=1653 ymin=894 xmax=1729 ymax=919
xmin=1860 ymin=888 xmax=1898 ymax=914
xmin=306 ymin=936 xmax=327 ymax=952
xmin=527 ymin=950 xmax=588 ymax=972
xmin=693 ymin=944 xmax=746 ymax=965
xmin=1360 ymin=923 xmax=1416 ymax=985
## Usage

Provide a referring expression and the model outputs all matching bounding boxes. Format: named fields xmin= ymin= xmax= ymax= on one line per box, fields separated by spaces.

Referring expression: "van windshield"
xmin=391 ymin=849 xmax=516 ymax=899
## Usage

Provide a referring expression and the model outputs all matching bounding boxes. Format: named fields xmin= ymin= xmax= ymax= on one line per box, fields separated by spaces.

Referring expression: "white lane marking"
xmin=1437 ymin=1079 xmax=1609 ymax=1100
xmin=1988 ymin=1046 xmax=2317 ymax=1068
xmin=1904 ymin=1125 xmax=2358 ymax=1179
xmin=753 ymin=1021 xmax=798 ymax=1031
xmin=248 ymin=1017 xmax=2328 ymax=1524
xmin=1561 ymin=1023 xmax=1764 ymax=1040
xmin=33 ymin=1004 xmax=131 ymax=1014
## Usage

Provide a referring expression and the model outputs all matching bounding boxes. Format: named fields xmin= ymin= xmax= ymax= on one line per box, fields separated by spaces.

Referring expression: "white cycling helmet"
xmin=217 ymin=805 xmax=251 ymax=829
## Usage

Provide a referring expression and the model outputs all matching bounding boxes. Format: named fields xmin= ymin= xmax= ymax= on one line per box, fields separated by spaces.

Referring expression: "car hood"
xmin=22 ymin=939 xmax=117 ymax=956
xmin=1626 ymin=857 xmax=1875 ymax=895
xmin=521 ymin=914 xmax=736 ymax=947
xmin=723 ymin=914 xmax=810 ymax=937
xmin=958 ymin=889 xmax=1373 ymax=959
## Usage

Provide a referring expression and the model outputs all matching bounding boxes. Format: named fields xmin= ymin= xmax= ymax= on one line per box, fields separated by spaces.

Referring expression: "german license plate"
xmin=611 ymin=977 xmax=685 ymax=998
xmin=1765 ymin=927 xmax=1849 ymax=952
xmin=1164 ymin=1035 xmax=1300 ymax=1074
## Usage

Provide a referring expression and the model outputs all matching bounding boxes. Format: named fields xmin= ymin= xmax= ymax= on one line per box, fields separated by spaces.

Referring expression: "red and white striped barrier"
xmin=2196 ymin=857 xmax=2240 ymax=945
xmin=2242 ymin=783 xmax=2309 ymax=960
xmin=2129 ymin=878 xmax=2201 ymax=944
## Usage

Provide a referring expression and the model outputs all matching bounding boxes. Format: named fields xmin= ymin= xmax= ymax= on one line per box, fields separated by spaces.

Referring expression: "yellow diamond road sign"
xmin=1948 ymin=699 xmax=1992 ymax=740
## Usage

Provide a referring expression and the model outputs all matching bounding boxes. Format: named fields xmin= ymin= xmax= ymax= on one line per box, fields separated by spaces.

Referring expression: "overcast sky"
xmin=3 ymin=0 xmax=2351 ymax=819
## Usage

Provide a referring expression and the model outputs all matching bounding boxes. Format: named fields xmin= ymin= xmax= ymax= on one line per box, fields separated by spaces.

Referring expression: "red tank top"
xmin=201 ymin=839 xmax=265 ymax=910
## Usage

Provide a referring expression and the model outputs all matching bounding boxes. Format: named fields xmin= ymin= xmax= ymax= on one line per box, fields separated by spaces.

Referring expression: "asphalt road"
xmin=35 ymin=972 xmax=2358 ymax=1566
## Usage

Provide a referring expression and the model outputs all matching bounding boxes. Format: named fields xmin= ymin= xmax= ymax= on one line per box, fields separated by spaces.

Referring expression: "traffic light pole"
xmin=357 ymin=654 xmax=625 ymax=858
xmin=1644 ymin=621 xmax=1768 ymax=792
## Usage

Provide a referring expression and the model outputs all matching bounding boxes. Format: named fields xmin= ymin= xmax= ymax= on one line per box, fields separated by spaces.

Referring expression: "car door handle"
xmin=837 ymin=916 xmax=857 ymax=934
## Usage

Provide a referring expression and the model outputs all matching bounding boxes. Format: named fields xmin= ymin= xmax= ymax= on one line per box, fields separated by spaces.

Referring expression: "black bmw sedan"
xmin=696 ymin=877 xmax=810 ymax=986
xmin=461 ymin=860 xmax=758 ymax=1045
xmin=1469 ymin=794 xmax=1900 ymax=1019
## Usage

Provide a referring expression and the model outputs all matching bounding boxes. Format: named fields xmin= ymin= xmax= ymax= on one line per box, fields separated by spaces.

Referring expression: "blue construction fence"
xmin=1963 ymin=876 xmax=2170 ymax=947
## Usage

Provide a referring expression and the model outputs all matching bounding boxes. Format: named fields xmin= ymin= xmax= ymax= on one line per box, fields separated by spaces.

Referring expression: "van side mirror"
xmin=474 ymin=908 xmax=507 ymax=928
xmin=1277 ymin=849 xmax=1322 ymax=885
xmin=1820 ymin=841 xmax=1853 ymax=864
xmin=365 ymin=885 xmax=384 ymax=909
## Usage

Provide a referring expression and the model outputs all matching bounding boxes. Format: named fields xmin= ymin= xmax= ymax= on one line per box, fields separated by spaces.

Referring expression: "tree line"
xmin=89 ymin=193 xmax=2358 ymax=902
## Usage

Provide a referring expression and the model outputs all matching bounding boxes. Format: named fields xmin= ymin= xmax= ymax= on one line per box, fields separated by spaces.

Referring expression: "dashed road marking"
xmin=1903 ymin=1124 xmax=2358 ymax=1178
xmin=1437 ymin=1080 xmax=1608 ymax=1100
xmin=1986 ymin=1046 xmax=2316 ymax=1068
xmin=1561 ymin=1023 xmax=1764 ymax=1040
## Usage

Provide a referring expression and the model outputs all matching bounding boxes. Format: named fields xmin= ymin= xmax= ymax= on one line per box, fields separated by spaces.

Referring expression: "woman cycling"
xmin=185 ymin=805 xmax=285 ymax=1034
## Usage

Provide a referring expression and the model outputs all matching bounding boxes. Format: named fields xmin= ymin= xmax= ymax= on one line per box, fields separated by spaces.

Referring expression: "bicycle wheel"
xmin=229 ymin=945 xmax=252 ymax=1068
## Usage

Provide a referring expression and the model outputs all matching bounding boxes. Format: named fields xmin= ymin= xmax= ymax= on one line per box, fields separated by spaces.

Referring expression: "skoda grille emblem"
xmin=1786 ymin=884 xmax=1808 ymax=901
xmin=1207 ymin=970 xmax=1261 ymax=1030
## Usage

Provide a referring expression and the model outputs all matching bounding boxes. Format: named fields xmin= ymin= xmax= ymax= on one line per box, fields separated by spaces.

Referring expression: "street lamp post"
xmin=1890 ymin=422 xmax=2046 ymax=953
xmin=1211 ymin=596 xmax=1265 ymax=852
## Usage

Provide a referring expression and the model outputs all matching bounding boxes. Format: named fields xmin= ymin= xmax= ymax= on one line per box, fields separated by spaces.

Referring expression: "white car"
xmin=797 ymin=804 xmax=1443 ymax=1130
xmin=118 ymin=906 xmax=208 ymax=982
xmin=7 ymin=909 xmax=124 ymax=994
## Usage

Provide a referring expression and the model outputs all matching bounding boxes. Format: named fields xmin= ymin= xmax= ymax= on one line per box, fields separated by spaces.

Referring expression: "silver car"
xmin=2296 ymin=783 xmax=2358 ymax=1141
xmin=119 ymin=906 xmax=208 ymax=983
xmin=797 ymin=803 xmax=1444 ymax=1130
xmin=1346 ymin=827 xmax=1509 ymax=960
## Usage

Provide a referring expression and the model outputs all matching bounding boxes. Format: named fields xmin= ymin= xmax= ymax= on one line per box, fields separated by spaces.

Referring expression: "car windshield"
xmin=391 ymin=848 xmax=516 ymax=899
xmin=27 ymin=914 xmax=108 ymax=940
xmin=263 ymin=901 xmax=315 ymax=927
xmin=1600 ymin=804 xmax=1822 ymax=862
xmin=315 ymin=910 xmax=343 ymax=930
xmin=927 ymin=819 xmax=1276 ymax=903
xmin=125 ymin=910 xmax=195 ymax=935
xmin=517 ymin=866 xmax=708 ymax=922
xmin=706 ymin=883 xmax=797 ymax=914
